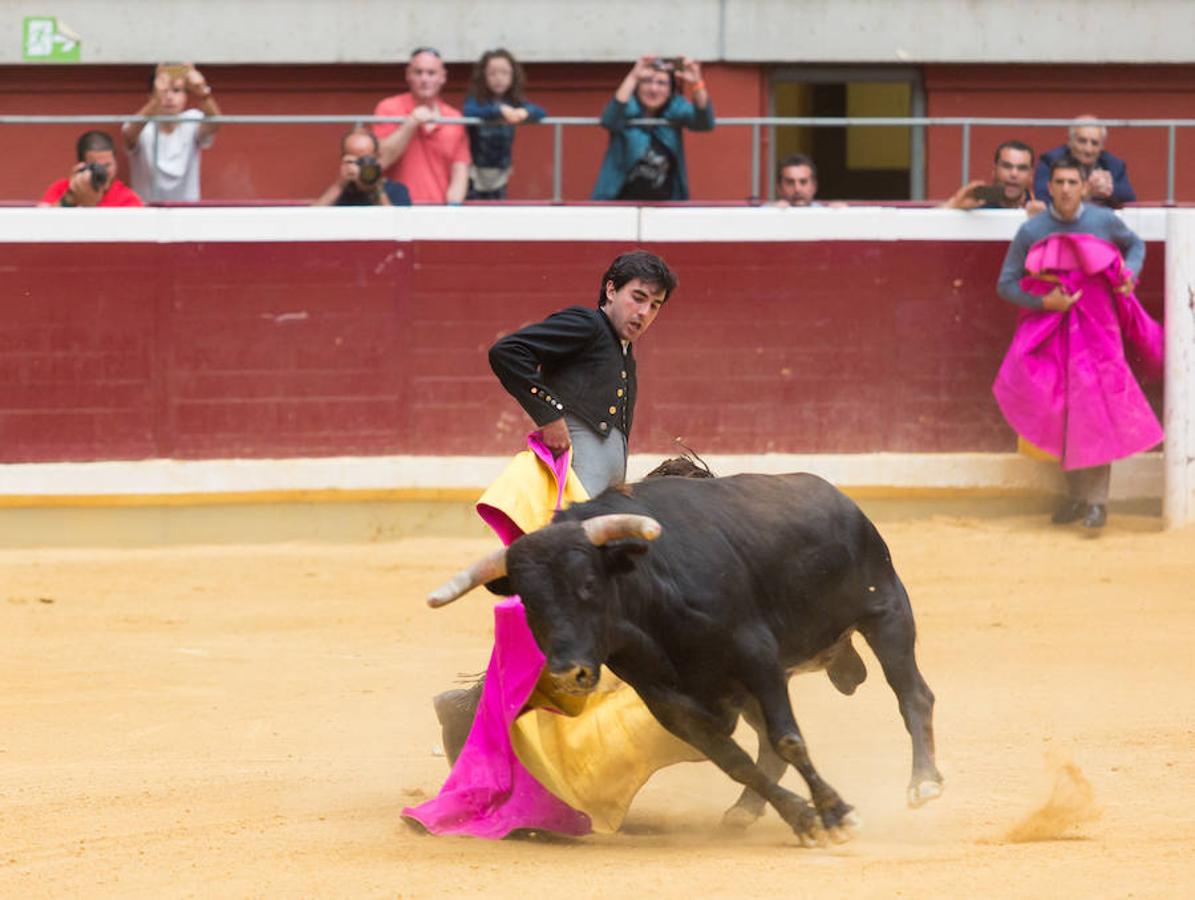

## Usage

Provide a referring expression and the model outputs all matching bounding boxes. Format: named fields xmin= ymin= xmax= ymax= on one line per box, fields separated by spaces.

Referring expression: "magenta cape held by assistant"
xmin=992 ymin=231 xmax=1163 ymax=470
xmin=400 ymin=436 xmax=592 ymax=839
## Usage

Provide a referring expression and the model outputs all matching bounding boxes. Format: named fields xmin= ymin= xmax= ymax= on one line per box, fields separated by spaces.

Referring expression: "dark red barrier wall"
xmin=0 ymin=239 xmax=1165 ymax=463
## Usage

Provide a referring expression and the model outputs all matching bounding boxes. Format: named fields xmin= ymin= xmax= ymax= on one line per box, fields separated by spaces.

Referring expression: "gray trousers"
xmin=1064 ymin=464 xmax=1111 ymax=504
xmin=566 ymin=415 xmax=627 ymax=497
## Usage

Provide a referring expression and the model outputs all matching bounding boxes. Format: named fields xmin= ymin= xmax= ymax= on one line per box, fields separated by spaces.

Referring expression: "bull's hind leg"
xmin=858 ymin=577 xmax=944 ymax=807
xmin=721 ymin=699 xmax=788 ymax=830
xmin=637 ymin=689 xmax=825 ymax=846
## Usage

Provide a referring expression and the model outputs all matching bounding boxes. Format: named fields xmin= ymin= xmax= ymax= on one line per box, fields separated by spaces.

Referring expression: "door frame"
xmin=767 ymin=65 xmax=926 ymax=200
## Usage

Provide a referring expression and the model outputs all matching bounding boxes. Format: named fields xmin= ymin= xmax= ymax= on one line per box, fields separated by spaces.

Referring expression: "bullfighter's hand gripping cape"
xmin=992 ymin=231 xmax=1163 ymax=470
xmin=402 ymin=435 xmax=700 ymax=838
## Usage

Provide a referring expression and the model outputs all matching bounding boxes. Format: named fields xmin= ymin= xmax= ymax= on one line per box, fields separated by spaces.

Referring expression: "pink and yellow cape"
xmin=402 ymin=435 xmax=700 ymax=838
xmin=992 ymin=231 xmax=1163 ymax=470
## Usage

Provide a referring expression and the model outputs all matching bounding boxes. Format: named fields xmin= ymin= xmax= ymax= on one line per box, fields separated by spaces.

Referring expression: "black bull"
xmin=428 ymin=472 xmax=943 ymax=843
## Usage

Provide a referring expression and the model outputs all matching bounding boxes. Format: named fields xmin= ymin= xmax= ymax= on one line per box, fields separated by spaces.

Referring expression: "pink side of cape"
xmin=401 ymin=436 xmax=592 ymax=838
xmin=991 ymin=232 xmax=1164 ymax=470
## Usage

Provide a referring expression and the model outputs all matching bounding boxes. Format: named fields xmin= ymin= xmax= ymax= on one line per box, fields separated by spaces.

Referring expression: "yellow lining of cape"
xmin=482 ymin=448 xmax=704 ymax=833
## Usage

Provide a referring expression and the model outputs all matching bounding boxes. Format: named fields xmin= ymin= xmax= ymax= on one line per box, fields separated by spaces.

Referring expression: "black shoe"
xmin=1082 ymin=504 xmax=1107 ymax=529
xmin=1051 ymin=499 xmax=1087 ymax=524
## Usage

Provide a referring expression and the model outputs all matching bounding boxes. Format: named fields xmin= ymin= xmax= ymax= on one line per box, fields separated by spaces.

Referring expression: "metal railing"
xmin=4 ymin=114 xmax=1193 ymax=204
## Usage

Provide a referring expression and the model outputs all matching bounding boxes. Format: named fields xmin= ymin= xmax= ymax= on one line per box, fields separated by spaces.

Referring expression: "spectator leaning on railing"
xmin=592 ymin=55 xmax=714 ymax=202
xmin=463 ymin=48 xmax=546 ymax=200
xmin=312 ymin=129 xmax=411 ymax=207
xmin=1033 ymin=115 xmax=1136 ymax=209
xmin=943 ymin=140 xmax=1045 ymax=214
xmin=38 ymin=131 xmax=143 ymax=208
xmin=122 ymin=63 xmax=221 ymax=202
xmin=374 ymin=47 xmax=471 ymax=205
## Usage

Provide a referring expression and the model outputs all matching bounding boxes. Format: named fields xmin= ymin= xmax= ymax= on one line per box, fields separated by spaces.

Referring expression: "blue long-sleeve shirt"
xmin=463 ymin=96 xmax=546 ymax=170
xmin=996 ymin=204 xmax=1145 ymax=310
xmin=591 ymin=94 xmax=715 ymax=201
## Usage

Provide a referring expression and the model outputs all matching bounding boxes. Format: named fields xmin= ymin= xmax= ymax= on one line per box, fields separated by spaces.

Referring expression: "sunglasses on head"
xmin=411 ymin=46 xmax=441 ymax=59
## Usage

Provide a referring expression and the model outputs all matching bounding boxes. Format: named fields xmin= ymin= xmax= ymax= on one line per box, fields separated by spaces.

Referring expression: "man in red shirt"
xmin=39 ymin=131 xmax=143 ymax=208
xmin=373 ymin=47 xmax=470 ymax=204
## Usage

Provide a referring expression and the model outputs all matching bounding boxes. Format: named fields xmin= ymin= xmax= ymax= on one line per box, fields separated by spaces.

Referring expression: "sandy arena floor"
xmin=2 ymin=511 xmax=1194 ymax=898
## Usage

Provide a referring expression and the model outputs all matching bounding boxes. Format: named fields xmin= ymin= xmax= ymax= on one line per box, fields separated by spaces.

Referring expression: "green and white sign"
xmin=23 ymin=16 xmax=80 ymax=62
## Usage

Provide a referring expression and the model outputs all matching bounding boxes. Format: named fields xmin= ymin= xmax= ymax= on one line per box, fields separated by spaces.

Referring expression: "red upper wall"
xmin=5 ymin=62 xmax=1193 ymax=205
xmin=924 ymin=64 xmax=1195 ymax=203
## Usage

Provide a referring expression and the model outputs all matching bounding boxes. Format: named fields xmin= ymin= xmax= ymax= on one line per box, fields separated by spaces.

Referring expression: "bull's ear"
xmin=600 ymin=538 xmax=650 ymax=575
xmin=484 ymin=576 xmax=514 ymax=596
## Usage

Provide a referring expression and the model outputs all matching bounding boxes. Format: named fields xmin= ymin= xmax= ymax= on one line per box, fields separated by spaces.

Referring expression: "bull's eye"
xmin=576 ymin=572 xmax=597 ymax=603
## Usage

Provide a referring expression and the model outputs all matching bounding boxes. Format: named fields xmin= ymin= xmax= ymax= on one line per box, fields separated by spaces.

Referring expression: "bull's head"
xmin=427 ymin=515 xmax=661 ymax=695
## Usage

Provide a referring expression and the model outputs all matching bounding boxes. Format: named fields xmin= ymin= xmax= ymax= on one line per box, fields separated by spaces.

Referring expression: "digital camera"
xmin=84 ymin=162 xmax=109 ymax=190
xmin=356 ymin=155 xmax=383 ymax=187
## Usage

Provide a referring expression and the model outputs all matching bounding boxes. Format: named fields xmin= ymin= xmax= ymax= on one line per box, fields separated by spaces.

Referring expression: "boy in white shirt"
xmin=122 ymin=63 xmax=221 ymax=202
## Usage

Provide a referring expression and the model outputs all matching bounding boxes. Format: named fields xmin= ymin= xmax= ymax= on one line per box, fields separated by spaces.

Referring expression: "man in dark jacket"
xmin=1033 ymin=115 xmax=1136 ymax=208
xmin=489 ymin=249 xmax=677 ymax=498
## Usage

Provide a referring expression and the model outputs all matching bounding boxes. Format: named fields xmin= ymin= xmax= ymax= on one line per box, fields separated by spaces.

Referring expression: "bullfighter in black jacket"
xmin=488 ymin=249 xmax=677 ymax=496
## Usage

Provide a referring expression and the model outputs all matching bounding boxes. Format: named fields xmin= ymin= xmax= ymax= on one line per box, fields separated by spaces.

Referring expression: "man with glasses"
xmin=373 ymin=47 xmax=471 ymax=205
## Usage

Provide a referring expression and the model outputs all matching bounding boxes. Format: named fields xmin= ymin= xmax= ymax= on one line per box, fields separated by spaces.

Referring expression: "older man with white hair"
xmin=1033 ymin=114 xmax=1136 ymax=208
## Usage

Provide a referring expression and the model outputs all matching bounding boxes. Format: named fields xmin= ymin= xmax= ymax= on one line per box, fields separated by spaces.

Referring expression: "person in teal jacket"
xmin=592 ymin=56 xmax=714 ymax=201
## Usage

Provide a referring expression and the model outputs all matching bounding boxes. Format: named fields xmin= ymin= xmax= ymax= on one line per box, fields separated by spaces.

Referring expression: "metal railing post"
xmin=751 ymin=122 xmax=761 ymax=201
xmin=960 ymin=122 xmax=971 ymax=186
xmin=552 ymin=122 xmax=563 ymax=204
xmin=1167 ymin=124 xmax=1177 ymax=205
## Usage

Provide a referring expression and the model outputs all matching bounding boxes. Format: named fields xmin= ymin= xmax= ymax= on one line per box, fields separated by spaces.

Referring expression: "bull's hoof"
xmin=775 ymin=795 xmax=824 ymax=847
xmin=815 ymin=796 xmax=858 ymax=834
xmin=720 ymin=803 xmax=763 ymax=831
xmin=907 ymin=779 xmax=944 ymax=808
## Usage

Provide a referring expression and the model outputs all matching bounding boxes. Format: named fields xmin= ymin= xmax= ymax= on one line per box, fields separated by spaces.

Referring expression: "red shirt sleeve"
xmin=40 ymin=178 xmax=69 ymax=205
xmin=372 ymin=97 xmax=398 ymax=141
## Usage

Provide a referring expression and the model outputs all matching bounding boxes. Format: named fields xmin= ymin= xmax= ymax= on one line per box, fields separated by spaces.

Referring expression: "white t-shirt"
xmin=128 ymin=108 xmax=214 ymax=201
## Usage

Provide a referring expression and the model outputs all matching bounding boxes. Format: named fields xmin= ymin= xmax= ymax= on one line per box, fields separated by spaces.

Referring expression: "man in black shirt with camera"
xmin=313 ymin=129 xmax=411 ymax=206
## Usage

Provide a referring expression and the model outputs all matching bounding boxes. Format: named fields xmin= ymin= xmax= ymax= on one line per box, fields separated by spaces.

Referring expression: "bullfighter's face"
xmin=1048 ymin=167 xmax=1085 ymax=219
xmin=602 ymin=277 xmax=666 ymax=343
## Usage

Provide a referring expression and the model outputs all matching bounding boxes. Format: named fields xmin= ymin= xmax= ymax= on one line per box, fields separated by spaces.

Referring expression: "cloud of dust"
xmin=1003 ymin=753 xmax=1102 ymax=843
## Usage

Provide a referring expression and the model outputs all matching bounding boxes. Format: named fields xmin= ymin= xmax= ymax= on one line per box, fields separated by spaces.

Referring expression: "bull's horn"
xmin=427 ymin=546 xmax=508 ymax=608
xmin=581 ymin=514 xmax=662 ymax=546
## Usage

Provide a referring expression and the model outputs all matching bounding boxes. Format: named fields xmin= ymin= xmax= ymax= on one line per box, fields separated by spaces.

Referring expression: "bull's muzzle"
xmin=550 ymin=663 xmax=601 ymax=695
xmin=425 ymin=514 xmax=662 ymax=608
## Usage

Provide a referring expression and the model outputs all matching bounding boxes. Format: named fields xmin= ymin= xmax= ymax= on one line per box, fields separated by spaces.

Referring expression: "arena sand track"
xmin=2 ymin=513 xmax=1193 ymax=898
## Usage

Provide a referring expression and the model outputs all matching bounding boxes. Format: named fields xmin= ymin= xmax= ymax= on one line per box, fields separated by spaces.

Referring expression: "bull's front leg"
xmin=720 ymin=698 xmax=788 ymax=830
xmin=637 ymin=688 xmax=825 ymax=846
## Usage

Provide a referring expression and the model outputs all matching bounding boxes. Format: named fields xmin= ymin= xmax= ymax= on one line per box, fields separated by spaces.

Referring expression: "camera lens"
xmin=86 ymin=162 xmax=109 ymax=190
xmin=356 ymin=155 xmax=382 ymax=187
